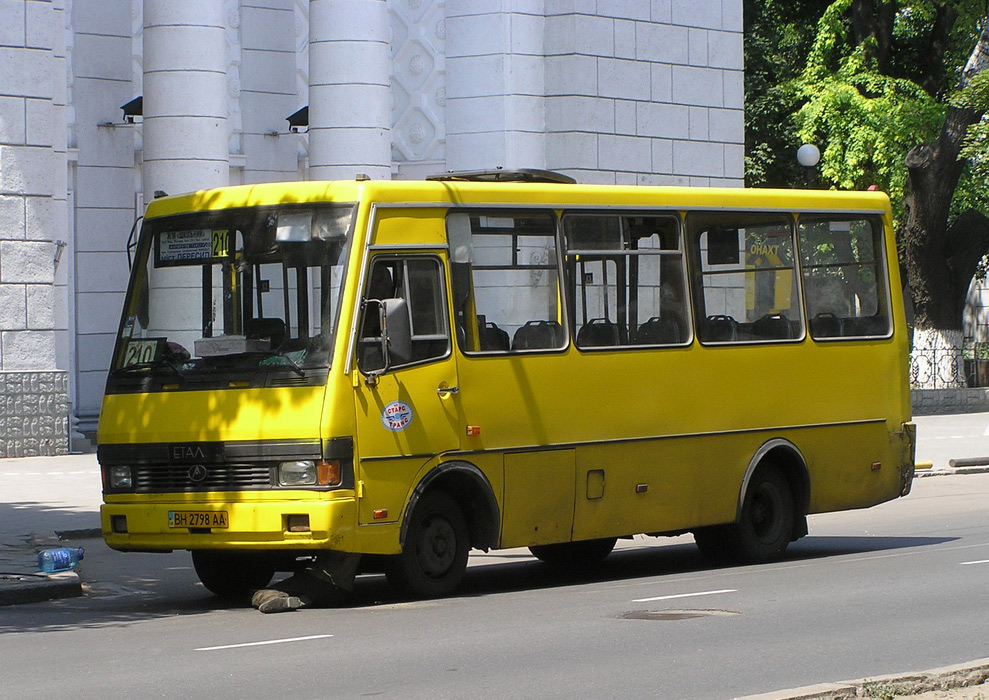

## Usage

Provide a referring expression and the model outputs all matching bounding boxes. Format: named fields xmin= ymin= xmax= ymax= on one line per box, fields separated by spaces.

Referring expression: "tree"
xmin=743 ymin=0 xmax=829 ymax=188
xmin=790 ymin=0 xmax=989 ymax=387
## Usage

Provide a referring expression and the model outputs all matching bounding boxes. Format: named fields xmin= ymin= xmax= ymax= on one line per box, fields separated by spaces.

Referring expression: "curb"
xmin=0 ymin=570 xmax=81 ymax=607
xmin=736 ymin=658 xmax=989 ymax=699
xmin=0 ymin=530 xmax=84 ymax=607
xmin=914 ymin=466 xmax=989 ymax=478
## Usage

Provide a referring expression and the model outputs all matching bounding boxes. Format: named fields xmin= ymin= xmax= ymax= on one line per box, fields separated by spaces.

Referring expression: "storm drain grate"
xmin=620 ymin=609 xmax=741 ymax=621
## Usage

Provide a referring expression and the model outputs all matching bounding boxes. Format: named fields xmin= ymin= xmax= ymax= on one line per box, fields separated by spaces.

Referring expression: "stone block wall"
xmin=543 ymin=0 xmax=744 ymax=186
xmin=912 ymin=388 xmax=989 ymax=416
xmin=444 ymin=0 xmax=744 ymax=184
xmin=0 ymin=0 xmax=70 ymax=456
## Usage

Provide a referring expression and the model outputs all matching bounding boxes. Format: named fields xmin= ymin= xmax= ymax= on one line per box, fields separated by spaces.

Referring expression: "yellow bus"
xmin=98 ymin=170 xmax=915 ymax=599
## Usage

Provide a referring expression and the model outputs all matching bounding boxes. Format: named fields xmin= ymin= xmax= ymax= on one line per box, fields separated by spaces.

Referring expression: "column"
xmin=308 ymin=0 xmax=391 ymax=180
xmin=142 ymin=0 xmax=228 ymax=197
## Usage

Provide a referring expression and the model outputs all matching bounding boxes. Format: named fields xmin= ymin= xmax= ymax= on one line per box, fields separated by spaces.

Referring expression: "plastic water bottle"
xmin=37 ymin=547 xmax=85 ymax=573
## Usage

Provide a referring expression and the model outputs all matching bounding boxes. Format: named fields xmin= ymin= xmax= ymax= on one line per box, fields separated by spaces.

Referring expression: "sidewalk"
xmin=739 ymin=659 xmax=989 ymax=699
xmin=0 ymin=452 xmax=101 ymax=606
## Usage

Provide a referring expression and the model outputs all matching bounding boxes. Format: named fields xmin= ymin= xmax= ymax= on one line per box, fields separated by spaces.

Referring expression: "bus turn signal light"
xmin=466 ymin=425 xmax=481 ymax=437
xmin=373 ymin=509 xmax=388 ymax=520
xmin=317 ymin=459 xmax=342 ymax=486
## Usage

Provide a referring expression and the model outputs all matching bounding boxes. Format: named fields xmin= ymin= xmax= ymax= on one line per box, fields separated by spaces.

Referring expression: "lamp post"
xmin=797 ymin=143 xmax=821 ymax=187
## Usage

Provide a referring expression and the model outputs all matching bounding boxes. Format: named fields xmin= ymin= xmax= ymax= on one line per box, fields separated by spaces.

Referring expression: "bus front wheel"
xmin=191 ymin=550 xmax=275 ymax=599
xmin=385 ymin=491 xmax=469 ymax=598
xmin=694 ymin=466 xmax=794 ymax=565
xmin=528 ymin=537 xmax=617 ymax=566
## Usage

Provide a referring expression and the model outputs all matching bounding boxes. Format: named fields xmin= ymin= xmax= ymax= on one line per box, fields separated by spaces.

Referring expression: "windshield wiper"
xmin=113 ymin=357 xmax=186 ymax=378
xmin=250 ymin=350 xmax=306 ymax=378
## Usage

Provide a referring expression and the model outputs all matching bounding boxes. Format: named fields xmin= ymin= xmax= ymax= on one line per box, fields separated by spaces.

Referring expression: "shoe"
xmin=257 ymin=593 xmax=303 ymax=614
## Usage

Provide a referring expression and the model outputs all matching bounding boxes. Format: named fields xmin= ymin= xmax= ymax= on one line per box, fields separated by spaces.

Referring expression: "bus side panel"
xmin=500 ymin=449 xmax=575 ymax=548
xmin=801 ymin=422 xmax=904 ymax=514
xmin=572 ymin=439 xmax=746 ymax=541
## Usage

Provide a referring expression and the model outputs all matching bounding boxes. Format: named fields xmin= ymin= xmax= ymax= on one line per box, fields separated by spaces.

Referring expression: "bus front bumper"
xmin=100 ymin=495 xmax=361 ymax=552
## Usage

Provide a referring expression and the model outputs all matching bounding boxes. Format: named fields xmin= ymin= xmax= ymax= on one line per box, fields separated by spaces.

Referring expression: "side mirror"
xmin=359 ymin=297 xmax=412 ymax=385
xmin=381 ymin=298 xmax=412 ymax=367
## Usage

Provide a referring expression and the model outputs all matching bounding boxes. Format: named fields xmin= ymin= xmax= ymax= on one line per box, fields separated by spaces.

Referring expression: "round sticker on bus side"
xmin=381 ymin=401 xmax=414 ymax=432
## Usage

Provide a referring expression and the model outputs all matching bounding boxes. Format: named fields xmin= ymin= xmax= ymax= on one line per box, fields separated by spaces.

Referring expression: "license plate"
xmin=168 ymin=511 xmax=229 ymax=529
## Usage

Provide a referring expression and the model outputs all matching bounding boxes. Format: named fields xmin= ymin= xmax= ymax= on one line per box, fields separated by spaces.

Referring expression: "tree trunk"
xmin=851 ymin=0 xmax=896 ymax=73
xmin=903 ymin=17 xmax=989 ymax=389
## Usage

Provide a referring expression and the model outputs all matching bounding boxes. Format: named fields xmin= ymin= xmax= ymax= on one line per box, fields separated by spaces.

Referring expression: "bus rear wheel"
xmin=529 ymin=537 xmax=617 ymax=566
xmin=694 ymin=466 xmax=794 ymax=565
xmin=191 ymin=550 xmax=275 ymax=599
xmin=385 ymin=491 xmax=469 ymax=599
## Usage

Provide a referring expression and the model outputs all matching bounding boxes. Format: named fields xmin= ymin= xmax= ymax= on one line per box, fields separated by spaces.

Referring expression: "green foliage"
xmin=788 ymin=0 xmax=989 ymax=227
xmin=743 ymin=0 xmax=828 ymax=187
xmin=796 ymin=41 xmax=944 ymax=218
xmin=744 ymin=0 xmax=989 ymax=209
xmin=955 ymin=115 xmax=989 ymax=218
xmin=861 ymin=682 xmax=897 ymax=700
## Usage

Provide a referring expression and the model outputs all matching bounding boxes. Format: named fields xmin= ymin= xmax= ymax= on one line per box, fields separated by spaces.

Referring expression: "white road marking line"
xmin=633 ymin=588 xmax=737 ymax=603
xmin=195 ymin=634 xmax=333 ymax=652
xmin=960 ymin=559 xmax=989 ymax=566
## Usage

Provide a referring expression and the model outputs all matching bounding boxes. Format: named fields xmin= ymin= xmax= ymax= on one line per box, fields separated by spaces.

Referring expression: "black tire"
xmin=191 ymin=550 xmax=275 ymax=599
xmin=385 ymin=491 xmax=470 ymax=599
xmin=528 ymin=537 xmax=617 ymax=566
xmin=735 ymin=466 xmax=794 ymax=563
xmin=694 ymin=466 xmax=794 ymax=565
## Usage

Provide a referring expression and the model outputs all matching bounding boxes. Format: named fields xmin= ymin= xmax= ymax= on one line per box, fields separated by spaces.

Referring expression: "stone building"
xmin=0 ymin=0 xmax=744 ymax=455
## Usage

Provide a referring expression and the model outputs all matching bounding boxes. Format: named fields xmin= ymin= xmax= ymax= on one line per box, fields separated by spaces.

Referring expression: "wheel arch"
xmin=737 ymin=439 xmax=810 ymax=531
xmin=401 ymin=460 xmax=500 ymax=551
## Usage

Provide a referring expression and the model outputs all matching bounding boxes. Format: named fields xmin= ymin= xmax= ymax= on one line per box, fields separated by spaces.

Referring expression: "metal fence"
xmin=910 ymin=342 xmax=989 ymax=389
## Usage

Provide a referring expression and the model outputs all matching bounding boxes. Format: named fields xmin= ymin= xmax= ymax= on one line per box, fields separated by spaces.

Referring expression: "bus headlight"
xmin=109 ymin=466 xmax=132 ymax=489
xmin=278 ymin=460 xmax=317 ymax=486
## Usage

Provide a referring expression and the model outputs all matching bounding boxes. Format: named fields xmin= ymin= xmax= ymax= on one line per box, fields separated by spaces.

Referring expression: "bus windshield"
xmin=108 ymin=204 xmax=355 ymax=388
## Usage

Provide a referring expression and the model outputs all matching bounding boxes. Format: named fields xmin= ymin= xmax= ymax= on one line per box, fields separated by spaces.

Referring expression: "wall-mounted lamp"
xmin=286 ymin=106 xmax=309 ymax=133
xmin=120 ymin=96 xmax=143 ymax=124
xmin=99 ymin=95 xmax=143 ymax=128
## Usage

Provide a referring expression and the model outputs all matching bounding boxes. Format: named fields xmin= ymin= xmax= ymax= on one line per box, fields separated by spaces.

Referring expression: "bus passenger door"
xmin=352 ymin=255 xmax=461 ymax=525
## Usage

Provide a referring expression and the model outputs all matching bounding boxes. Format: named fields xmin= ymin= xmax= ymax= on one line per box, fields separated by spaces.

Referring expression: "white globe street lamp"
xmin=797 ymin=143 xmax=821 ymax=167
xmin=797 ymin=144 xmax=821 ymax=186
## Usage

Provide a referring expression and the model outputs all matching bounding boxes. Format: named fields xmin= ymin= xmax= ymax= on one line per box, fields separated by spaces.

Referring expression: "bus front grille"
xmin=132 ymin=463 xmax=274 ymax=492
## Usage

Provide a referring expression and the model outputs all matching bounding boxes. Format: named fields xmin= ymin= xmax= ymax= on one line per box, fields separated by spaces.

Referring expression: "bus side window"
xmin=686 ymin=212 xmax=803 ymax=344
xmin=563 ymin=213 xmax=689 ymax=349
xmin=447 ymin=210 xmax=565 ymax=354
xmin=798 ymin=217 xmax=891 ymax=340
xmin=357 ymin=256 xmax=450 ymax=373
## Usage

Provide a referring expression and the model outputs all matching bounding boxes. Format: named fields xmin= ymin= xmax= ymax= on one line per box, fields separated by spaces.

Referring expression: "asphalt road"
xmin=1 ymin=416 xmax=987 ymax=698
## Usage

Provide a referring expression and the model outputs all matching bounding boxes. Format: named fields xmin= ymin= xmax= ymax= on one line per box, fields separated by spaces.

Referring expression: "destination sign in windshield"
xmin=156 ymin=229 xmax=231 ymax=266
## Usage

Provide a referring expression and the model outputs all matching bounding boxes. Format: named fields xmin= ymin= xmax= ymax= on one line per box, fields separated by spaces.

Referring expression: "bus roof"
xmin=144 ymin=178 xmax=892 ymax=220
